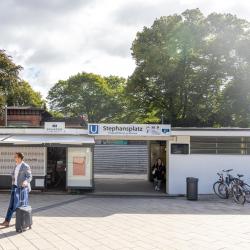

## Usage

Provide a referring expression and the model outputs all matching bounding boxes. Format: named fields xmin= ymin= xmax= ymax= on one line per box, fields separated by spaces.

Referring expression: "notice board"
xmin=67 ymin=147 xmax=92 ymax=187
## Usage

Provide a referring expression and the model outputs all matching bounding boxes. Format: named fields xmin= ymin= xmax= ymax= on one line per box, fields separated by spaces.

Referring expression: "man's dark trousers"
xmin=5 ymin=185 xmax=28 ymax=222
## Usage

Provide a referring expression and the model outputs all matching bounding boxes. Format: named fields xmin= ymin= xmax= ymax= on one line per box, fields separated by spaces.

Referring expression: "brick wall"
xmin=8 ymin=114 xmax=42 ymax=126
xmin=0 ymin=114 xmax=42 ymax=127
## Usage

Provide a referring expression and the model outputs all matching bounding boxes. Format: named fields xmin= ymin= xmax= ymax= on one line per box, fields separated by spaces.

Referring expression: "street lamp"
xmin=5 ymin=105 xmax=7 ymax=127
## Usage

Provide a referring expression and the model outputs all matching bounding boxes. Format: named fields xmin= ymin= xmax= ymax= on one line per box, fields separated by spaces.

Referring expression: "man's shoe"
xmin=0 ymin=220 xmax=10 ymax=227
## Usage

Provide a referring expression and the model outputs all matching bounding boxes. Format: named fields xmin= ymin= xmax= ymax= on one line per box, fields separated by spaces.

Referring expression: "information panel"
xmin=0 ymin=147 xmax=46 ymax=176
xmin=67 ymin=147 xmax=92 ymax=187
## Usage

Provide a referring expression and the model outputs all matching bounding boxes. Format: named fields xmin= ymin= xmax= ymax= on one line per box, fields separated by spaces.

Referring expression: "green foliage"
xmin=0 ymin=49 xmax=22 ymax=91
xmin=0 ymin=50 xmax=44 ymax=109
xmin=10 ymin=81 xmax=44 ymax=107
xmin=47 ymin=73 xmax=126 ymax=123
xmin=220 ymin=66 xmax=250 ymax=127
xmin=49 ymin=111 xmax=64 ymax=118
xmin=127 ymin=9 xmax=250 ymax=127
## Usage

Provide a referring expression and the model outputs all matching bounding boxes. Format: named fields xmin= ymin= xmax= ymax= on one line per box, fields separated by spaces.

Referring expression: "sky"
xmin=1 ymin=0 xmax=250 ymax=98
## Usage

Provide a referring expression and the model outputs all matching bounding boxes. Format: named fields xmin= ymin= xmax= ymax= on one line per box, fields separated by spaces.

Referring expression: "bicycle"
xmin=213 ymin=172 xmax=226 ymax=199
xmin=213 ymin=169 xmax=246 ymax=205
xmin=213 ymin=169 xmax=233 ymax=199
xmin=236 ymin=174 xmax=250 ymax=203
xmin=231 ymin=176 xmax=246 ymax=205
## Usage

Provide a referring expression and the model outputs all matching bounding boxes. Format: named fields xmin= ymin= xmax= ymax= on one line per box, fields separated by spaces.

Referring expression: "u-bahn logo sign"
xmin=89 ymin=124 xmax=99 ymax=134
xmin=88 ymin=124 xmax=171 ymax=136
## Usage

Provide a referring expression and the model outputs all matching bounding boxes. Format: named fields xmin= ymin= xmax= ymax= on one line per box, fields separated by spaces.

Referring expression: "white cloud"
xmin=0 ymin=0 xmax=250 ymax=98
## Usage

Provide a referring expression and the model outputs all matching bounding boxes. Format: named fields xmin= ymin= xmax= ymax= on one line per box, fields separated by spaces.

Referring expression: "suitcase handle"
xmin=19 ymin=187 xmax=26 ymax=206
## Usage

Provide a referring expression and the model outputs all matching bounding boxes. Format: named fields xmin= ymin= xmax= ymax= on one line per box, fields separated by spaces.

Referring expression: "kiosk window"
xmin=171 ymin=144 xmax=189 ymax=154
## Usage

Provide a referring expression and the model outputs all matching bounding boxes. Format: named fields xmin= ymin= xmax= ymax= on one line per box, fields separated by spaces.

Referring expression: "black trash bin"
xmin=186 ymin=177 xmax=198 ymax=200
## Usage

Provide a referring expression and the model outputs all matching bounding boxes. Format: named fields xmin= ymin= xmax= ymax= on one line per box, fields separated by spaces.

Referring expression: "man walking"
xmin=0 ymin=152 xmax=32 ymax=227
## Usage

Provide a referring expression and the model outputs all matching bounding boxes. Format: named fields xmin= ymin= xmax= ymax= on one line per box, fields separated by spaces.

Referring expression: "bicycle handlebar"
xmin=222 ymin=169 xmax=233 ymax=172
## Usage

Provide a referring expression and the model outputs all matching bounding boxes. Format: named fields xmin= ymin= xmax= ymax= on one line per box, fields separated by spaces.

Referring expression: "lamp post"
xmin=161 ymin=113 xmax=164 ymax=124
xmin=5 ymin=105 xmax=7 ymax=127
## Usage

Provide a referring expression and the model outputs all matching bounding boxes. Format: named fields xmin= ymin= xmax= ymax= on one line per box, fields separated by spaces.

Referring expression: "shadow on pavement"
xmin=30 ymin=195 xmax=250 ymax=217
xmin=0 ymin=230 xmax=17 ymax=238
xmin=1 ymin=193 xmax=250 ymax=221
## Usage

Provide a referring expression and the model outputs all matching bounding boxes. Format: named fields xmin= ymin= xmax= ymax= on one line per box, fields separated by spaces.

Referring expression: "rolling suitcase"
xmin=15 ymin=188 xmax=32 ymax=233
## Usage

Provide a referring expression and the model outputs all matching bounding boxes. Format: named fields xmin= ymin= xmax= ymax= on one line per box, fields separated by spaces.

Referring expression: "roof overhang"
xmin=0 ymin=128 xmax=89 ymax=135
xmin=0 ymin=135 xmax=94 ymax=145
xmin=172 ymin=129 xmax=250 ymax=137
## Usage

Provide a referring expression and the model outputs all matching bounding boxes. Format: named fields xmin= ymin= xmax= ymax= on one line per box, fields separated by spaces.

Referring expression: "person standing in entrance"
xmin=152 ymin=158 xmax=165 ymax=191
xmin=0 ymin=152 xmax=32 ymax=227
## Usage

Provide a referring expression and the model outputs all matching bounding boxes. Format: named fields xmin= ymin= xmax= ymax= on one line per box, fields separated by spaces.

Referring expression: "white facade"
xmin=92 ymin=128 xmax=250 ymax=195
xmin=168 ymin=129 xmax=250 ymax=195
xmin=168 ymin=153 xmax=250 ymax=194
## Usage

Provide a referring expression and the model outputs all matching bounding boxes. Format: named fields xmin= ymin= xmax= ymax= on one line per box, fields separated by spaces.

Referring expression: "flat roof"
xmin=6 ymin=106 xmax=44 ymax=110
xmin=172 ymin=127 xmax=250 ymax=131
xmin=171 ymin=129 xmax=250 ymax=137
xmin=1 ymin=127 xmax=250 ymax=139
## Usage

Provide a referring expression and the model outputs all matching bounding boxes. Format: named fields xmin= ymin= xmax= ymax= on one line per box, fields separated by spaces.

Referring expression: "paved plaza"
xmin=0 ymin=193 xmax=250 ymax=250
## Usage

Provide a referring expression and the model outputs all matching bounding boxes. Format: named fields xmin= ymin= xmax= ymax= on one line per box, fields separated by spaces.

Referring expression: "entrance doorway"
xmin=149 ymin=141 xmax=167 ymax=193
xmin=93 ymin=140 xmax=167 ymax=194
xmin=46 ymin=147 xmax=67 ymax=191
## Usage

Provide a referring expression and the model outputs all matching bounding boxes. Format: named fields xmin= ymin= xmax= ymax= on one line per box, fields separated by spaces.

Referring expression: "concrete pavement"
xmin=0 ymin=193 xmax=250 ymax=250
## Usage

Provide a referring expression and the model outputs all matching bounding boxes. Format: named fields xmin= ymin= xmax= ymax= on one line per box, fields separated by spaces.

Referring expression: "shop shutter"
xmin=94 ymin=144 xmax=148 ymax=175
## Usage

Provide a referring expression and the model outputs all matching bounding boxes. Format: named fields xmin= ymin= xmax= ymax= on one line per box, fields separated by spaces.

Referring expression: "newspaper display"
xmin=0 ymin=147 xmax=46 ymax=176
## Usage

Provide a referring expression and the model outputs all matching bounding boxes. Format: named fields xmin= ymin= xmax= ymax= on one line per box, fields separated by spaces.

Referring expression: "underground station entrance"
xmin=93 ymin=140 xmax=168 ymax=195
xmin=46 ymin=147 xmax=67 ymax=191
xmin=0 ymin=124 xmax=171 ymax=195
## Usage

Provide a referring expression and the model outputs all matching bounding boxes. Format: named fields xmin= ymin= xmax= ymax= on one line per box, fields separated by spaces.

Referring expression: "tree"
xmin=127 ymin=9 xmax=250 ymax=126
xmin=0 ymin=50 xmax=44 ymax=109
xmin=220 ymin=65 xmax=250 ymax=127
xmin=0 ymin=49 xmax=22 ymax=110
xmin=47 ymin=72 xmax=126 ymax=123
xmin=10 ymin=81 xmax=44 ymax=107
xmin=103 ymin=75 xmax=128 ymax=122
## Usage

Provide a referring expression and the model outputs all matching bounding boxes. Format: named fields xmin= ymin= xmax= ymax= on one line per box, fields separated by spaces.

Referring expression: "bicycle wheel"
xmin=242 ymin=184 xmax=250 ymax=203
xmin=232 ymin=184 xmax=246 ymax=205
xmin=213 ymin=181 xmax=228 ymax=199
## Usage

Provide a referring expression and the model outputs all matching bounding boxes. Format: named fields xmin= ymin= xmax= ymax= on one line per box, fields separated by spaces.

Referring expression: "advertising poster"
xmin=73 ymin=156 xmax=86 ymax=176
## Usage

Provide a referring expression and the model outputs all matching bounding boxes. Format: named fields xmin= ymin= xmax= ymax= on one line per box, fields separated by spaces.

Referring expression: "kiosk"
xmin=0 ymin=124 xmax=94 ymax=191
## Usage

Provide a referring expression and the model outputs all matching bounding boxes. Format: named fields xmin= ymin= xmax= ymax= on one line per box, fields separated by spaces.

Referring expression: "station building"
xmin=0 ymin=119 xmax=250 ymax=195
